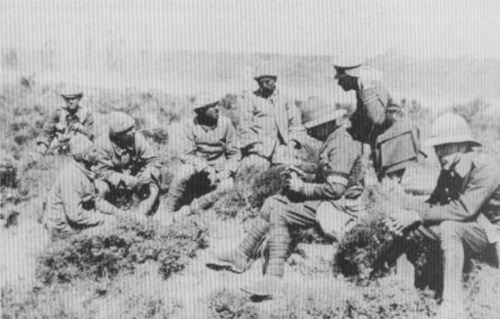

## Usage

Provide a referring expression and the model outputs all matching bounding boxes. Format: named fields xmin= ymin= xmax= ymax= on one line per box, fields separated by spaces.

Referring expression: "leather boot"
xmin=207 ymin=217 xmax=270 ymax=273
xmin=240 ymin=275 xmax=282 ymax=298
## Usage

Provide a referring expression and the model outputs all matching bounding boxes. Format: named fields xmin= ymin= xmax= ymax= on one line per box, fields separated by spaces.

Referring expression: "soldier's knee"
xmin=439 ymin=221 xmax=464 ymax=238
xmin=95 ymin=180 xmax=111 ymax=197
xmin=173 ymin=164 xmax=197 ymax=182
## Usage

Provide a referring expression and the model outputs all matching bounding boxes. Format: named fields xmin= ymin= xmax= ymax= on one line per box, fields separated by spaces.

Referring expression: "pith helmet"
xmin=253 ymin=63 xmax=278 ymax=80
xmin=302 ymin=97 xmax=347 ymax=129
xmin=193 ymin=92 xmax=221 ymax=111
xmin=108 ymin=112 xmax=136 ymax=134
xmin=60 ymin=86 xmax=83 ymax=99
xmin=426 ymin=112 xmax=481 ymax=147
xmin=333 ymin=54 xmax=366 ymax=78
xmin=69 ymin=135 xmax=93 ymax=156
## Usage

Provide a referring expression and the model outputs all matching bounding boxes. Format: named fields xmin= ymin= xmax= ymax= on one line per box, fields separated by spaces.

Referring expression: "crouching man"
xmin=208 ymin=105 xmax=366 ymax=298
xmin=164 ymin=93 xmax=240 ymax=221
xmin=386 ymin=113 xmax=500 ymax=319
xmin=94 ymin=112 xmax=161 ymax=216
xmin=36 ymin=88 xmax=94 ymax=155
xmin=43 ymin=136 xmax=124 ymax=238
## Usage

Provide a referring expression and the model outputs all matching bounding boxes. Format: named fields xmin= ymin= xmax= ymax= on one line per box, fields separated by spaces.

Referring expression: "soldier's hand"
xmin=285 ymin=172 xmax=304 ymax=193
xmin=285 ymin=166 xmax=307 ymax=179
xmin=206 ymin=167 xmax=218 ymax=187
xmin=384 ymin=210 xmax=421 ymax=236
xmin=121 ymin=175 xmax=139 ymax=189
xmin=216 ymin=170 xmax=231 ymax=182
xmin=70 ymin=123 xmax=85 ymax=133
xmin=55 ymin=123 xmax=66 ymax=132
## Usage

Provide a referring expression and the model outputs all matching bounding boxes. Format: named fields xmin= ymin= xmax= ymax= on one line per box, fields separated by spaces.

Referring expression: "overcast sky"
xmin=1 ymin=0 xmax=499 ymax=59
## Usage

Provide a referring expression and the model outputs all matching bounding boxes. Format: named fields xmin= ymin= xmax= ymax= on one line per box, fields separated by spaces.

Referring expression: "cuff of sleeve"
xmin=358 ymin=87 xmax=378 ymax=105
xmin=301 ymin=183 xmax=316 ymax=198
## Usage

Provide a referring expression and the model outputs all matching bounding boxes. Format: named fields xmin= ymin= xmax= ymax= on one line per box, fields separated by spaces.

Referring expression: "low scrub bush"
xmin=208 ymin=289 xmax=258 ymax=319
xmin=36 ymin=217 xmax=208 ymax=284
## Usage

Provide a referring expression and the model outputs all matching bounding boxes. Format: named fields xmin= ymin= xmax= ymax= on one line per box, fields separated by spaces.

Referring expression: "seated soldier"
xmin=164 ymin=92 xmax=240 ymax=221
xmin=386 ymin=113 xmax=500 ymax=319
xmin=36 ymin=87 xmax=94 ymax=155
xmin=94 ymin=112 xmax=161 ymax=216
xmin=43 ymin=136 xmax=124 ymax=237
xmin=208 ymin=105 xmax=366 ymax=299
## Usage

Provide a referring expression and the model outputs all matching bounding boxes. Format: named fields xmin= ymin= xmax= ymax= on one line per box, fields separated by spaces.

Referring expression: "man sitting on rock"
xmin=36 ymin=87 xmax=94 ymax=155
xmin=385 ymin=113 xmax=500 ymax=319
xmin=208 ymin=103 xmax=366 ymax=299
xmin=43 ymin=136 xmax=124 ymax=237
xmin=163 ymin=92 xmax=240 ymax=221
xmin=94 ymin=112 xmax=161 ymax=217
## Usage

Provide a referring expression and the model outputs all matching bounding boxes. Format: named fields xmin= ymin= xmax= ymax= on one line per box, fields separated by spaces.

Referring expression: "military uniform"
xmin=165 ymin=115 xmax=240 ymax=212
xmin=263 ymin=125 xmax=365 ymax=277
xmin=93 ymin=131 xmax=161 ymax=200
xmin=238 ymin=89 xmax=306 ymax=165
xmin=38 ymin=105 xmax=94 ymax=152
xmin=44 ymin=159 xmax=118 ymax=237
xmin=349 ymin=81 xmax=420 ymax=179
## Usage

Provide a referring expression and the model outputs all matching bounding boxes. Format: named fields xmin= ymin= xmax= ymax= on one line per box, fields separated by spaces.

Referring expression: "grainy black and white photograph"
xmin=1 ymin=1 xmax=500 ymax=318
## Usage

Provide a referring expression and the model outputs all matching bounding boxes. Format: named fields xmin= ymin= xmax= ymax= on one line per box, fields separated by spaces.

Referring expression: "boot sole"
xmin=205 ymin=261 xmax=246 ymax=274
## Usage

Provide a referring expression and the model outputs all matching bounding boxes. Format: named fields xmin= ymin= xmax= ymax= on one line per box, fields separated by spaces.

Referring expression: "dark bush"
xmin=36 ymin=217 xmax=208 ymax=284
xmin=208 ymin=289 xmax=259 ymax=319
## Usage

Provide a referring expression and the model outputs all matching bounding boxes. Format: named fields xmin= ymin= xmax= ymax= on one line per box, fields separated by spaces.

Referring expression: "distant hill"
xmin=2 ymin=49 xmax=499 ymax=107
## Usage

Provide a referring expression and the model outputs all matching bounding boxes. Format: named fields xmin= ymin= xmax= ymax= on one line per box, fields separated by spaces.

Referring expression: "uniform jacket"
xmin=348 ymin=81 xmax=420 ymax=174
xmin=298 ymin=126 xmax=365 ymax=207
xmin=39 ymin=106 xmax=94 ymax=146
xmin=418 ymin=152 xmax=500 ymax=243
xmin=238 ymin=89 xmax=306 ymax=159
xmin=44 ymin=161 xmax=117 ymax=235
xmin=181 ymin=115 xmax=240 ymax=174
xmin=94 ymin=132 xmax=161 ymax=188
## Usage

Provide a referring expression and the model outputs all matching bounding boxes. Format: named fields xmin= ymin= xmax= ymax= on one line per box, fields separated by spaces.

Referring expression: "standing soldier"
xmin=386 ymin=113 xmax=500 ymax=319
xmin=163 ymin=93 xmax=240 ymax=221
xmin=238 ymin=64 xmax=307 ymax=169
xmin=208 ymin=104 xmax=366 ymax=299
xmin=94 ymin=112 xmax=161 ymax=217
xmin=333 ymin=57 xmax=420 ymax=183
xmin=36 ymin=87 xmax=94 ymax=155
xmin=43 ymin=136 xmax=123 ymax=238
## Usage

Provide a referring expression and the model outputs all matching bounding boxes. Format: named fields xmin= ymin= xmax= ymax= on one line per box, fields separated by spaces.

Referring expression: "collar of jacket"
xmin=62 ymin=106 xmax=84 ymax=121
xmin=254 ymin=88 xmax=279 ymax=103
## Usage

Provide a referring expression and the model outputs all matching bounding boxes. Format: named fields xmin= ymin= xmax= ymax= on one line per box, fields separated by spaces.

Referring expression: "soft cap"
xmin=108 ymin=112 xmax=135 ymax=134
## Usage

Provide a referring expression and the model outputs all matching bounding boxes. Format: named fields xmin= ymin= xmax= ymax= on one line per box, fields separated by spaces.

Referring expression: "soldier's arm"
xmin=286 ymin=99 xmax=307 ymax=146
xmin=80 ymin=109 xmax=95 ymax=140
xmin=180 ymin=120 xmax=210 ymax=172
xmin=135 ymin=133 xmax=161 ymax=185
xmin=297 ymin=140 xmax=354 ymax=200
xmin=358 ymin=87 xmax=386 ymax=125
xmin=238 ymin=95 xmax=260 ymax=150
xmin=223 ymin=118 xmax=241 ymax=175
xmin=61 ymin=180 xmax=104 ymax=227
xmin=420 ymin=162 xmax=500 ymax=223
xmin=94 ymin=147 xmax=128 ymax=187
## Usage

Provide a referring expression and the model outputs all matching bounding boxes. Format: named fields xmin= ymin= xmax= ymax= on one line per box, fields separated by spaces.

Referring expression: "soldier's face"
xmin=308 ymin=121 xmax=337 ymax=141
xmin=434 ymin=143 xmax=462 ymax=169
xmin=64 ymin=97 xmax=81 ymax=113
xmin=257 ymin=76 xmax=277 ymax=93
xmin=202 ymin=103 xmax=219 ymax=121
xmin=336 ymin=74 xmax=357 ymax=92
xmin=84 ymin=147 xmax=100 ymax=166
